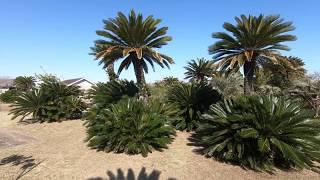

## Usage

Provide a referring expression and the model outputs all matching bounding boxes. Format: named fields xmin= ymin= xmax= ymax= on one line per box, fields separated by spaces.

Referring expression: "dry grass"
xmin=0 ymin=103 xmax=319 ymax=180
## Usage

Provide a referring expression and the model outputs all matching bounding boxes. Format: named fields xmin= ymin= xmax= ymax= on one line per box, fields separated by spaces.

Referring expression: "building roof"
xmin=62 ymin=78 xmax=83 ymax=85
xmin=62 ymin=78 xmax=95 ymax=86
xmin=0 ymin=79 xmax=14 ymax=88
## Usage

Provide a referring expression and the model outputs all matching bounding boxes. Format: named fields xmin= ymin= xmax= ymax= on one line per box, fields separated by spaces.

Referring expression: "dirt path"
xmin=0 ymin=104 xmax=320 ymax=179
xmin=0 ymin=128 xmax=37 ymax=148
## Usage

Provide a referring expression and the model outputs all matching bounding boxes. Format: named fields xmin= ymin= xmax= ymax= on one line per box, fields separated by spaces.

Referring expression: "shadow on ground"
xmin=17 ymin=118 xmax=41 ymax=125
xmin=88 ymin=167 xmax=176 ymax=180
xmin=186 ymin=133 xmax=206 ymax=156
xmin=0 ymin=154 xmax=43 ymax=179
xmin=17 ymin=118 xmax=82 ymax=125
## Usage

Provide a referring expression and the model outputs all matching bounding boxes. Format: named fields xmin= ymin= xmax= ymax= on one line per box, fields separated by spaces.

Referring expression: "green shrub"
xmin=9 ymin=79 xmax=86 ymax=122
xmin=167 ymin=82 xmax=221 ymax=131
xmin=85 ymin=98 xmax=176 ymax=157
xmin=210 ymin=72 xmax=243 ymax=98
xmin=14 ymin=76 xmax=36 ymax=91
xmin=154 ymin=76 xmax=180 ymax=87
xmin=64 ymin=96 xmax=87 ymax=119
xmin=196 ymin=95 xmax=320 ymax=171
xmin=88 ymin=80 xmax=139 ymax=108
xmin=149 ymin=85 xmax=167 ymax=101
xmin=0 ymin=90 xmax=19 ymax=103
xmin=10 ymin=89 xmax=46 ymax=120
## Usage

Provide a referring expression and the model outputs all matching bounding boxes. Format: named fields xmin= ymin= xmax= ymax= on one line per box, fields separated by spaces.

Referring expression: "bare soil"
xmin=0 ymin=103 xmax=319 ymax=180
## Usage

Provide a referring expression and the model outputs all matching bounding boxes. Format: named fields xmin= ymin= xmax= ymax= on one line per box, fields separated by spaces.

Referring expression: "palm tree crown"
xmin=92 ymin=10 xmax=174 ymax=98
xmin=90 ymin=45 xmax=118 ymax=81
xmin=184 ymin=58 xmax=214 ymax=83
xmin=209 ymin=14 xmax=296 ymax=94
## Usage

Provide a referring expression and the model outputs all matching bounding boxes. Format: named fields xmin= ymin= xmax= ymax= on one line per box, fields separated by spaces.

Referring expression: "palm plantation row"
xmin=4 ymin=10 xmax=320 ymax=172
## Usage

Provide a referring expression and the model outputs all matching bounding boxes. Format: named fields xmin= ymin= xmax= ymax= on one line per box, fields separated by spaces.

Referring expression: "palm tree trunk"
xmin=313 ymin=96 xmax=319 ymax=117
xmin=199 ymin=75 xmax=205 ymax=84
xmin=133 ymin=59 xmax=148 ymax=100
xmin=243 ymin=60 xmax=255 ymax=95
xmin=105 ymin=63 xmax=117 ymax=81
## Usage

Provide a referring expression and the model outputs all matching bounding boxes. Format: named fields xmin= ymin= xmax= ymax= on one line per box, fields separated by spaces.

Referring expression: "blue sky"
xmin=0 ymin=0 xmax=319 ymax=83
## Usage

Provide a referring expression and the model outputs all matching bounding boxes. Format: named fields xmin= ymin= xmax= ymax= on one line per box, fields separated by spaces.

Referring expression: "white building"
xmin=62 ymin=78 xmax=95 ymax=92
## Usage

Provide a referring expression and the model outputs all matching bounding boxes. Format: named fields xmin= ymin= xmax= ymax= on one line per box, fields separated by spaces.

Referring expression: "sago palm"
xmin=85 ymin=98 xmax=176 ymax=157
xmin=279 ymin=56 xmax=306 ymax=79
xmin=167 ymin=82 xmax=221 ymax=131
xmin=197 ymin=95 xmax=320 ymax=170
xmin=184 ymin=58 xmax=214 ymax=83
xmin=88 ymin=80 xmax=139 ymax=108
xmin=14 ymin=76 xmax=36 ymax=91
xmin=9 ymin=89 xmax=47 ymax=120
xmin=259 ymin=56 xmax=306 ymax=89
xmin=10 ymin=78 xmax=85 ymax=122
xmin=210 ymin=72 xmax=243 ymax=98
xmin=262 ymin=56 xmax=305 ymax=78
xmin=90 ymin=45 xmax=118 ymax=81
xmin=93 ymin=10 xmax=174 ymax=98
xmin=209 ymin=14 xmax=296 ymax=94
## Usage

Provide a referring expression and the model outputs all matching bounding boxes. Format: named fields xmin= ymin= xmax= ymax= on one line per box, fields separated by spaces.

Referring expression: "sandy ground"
xmin=0 ymin=103 xmax=320 ymax=180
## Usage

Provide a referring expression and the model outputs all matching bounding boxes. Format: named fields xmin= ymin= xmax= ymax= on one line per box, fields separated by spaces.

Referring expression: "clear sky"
xmin=0 ymin=0 xmax=319 ymax=83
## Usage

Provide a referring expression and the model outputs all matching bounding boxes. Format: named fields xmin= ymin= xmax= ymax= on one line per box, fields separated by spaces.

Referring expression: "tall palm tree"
xmin=261 ymin=56 xmax=306 ymax=88
xmin=90 ymin=46 xmax=118 ymax=81
xmin=283 ymin=56 xmax=306 ymax=79
xmin=14 ymin=76 xmax=35 ymax=91
xmin=92 ymin=10 xmax=174 ymax=99
xmin=184 ymin=58 xmax=214 ymax=83
xmin=209 ymin=14 xmax=296 ymax=94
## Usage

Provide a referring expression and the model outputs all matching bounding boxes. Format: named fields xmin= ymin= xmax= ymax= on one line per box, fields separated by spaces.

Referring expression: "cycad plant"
xmin=277 ymin=56 xmax=306 ymax=80
xmin=90 ymin=45 xmax=118 ymax=81
xmin=184 ymin=58 xmax=214 ymax=83
xmin=288 ymin=79 xmax=320 ymax=117
xmin=92 ymin=10 xmax=174 ymax=99
xmin=155 ymin=76 xmax=180 ymax=87
xmin=88 ymin=80 xmax=139 ymax=108
xmin=85 ymin=98 xmax=176 ymax=157
xmin=209 ymin=14 xmax=296 ymax=94
xmin=196 ymin=95 xmax=320 ymax=171
xmin=0 ymin=89 xmax=19 ymax=103
xmin=14 ymin=76 xmax=36 ymax=91
xmin=210 ymin=72 xmax=243 ymax=98
xmin=10 ymin=89 xmax=47 ymax=120
xmin=40 ymin=77 xmax=81 ymax=98
xmin=259 ymin=56 xmax=306 ymax=89
xmin=167 ymin=83 xmax=221 ymax=131
xmin=10 ymin=76 xmax=85 ymax=122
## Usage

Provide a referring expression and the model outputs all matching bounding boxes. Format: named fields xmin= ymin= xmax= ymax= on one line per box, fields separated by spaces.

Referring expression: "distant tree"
xmin=309 ymin=72 xmax=320 ymax=87
xmin=92 ymin=10 xmax=173 ymax=99
xmin=210 ymin=72 xmax=243 ymax=98
xmin=209 ymin=14 xmax=296 ymax=94
xmin=255 ymin=56 xmax=306 ymax=89
xmin=286 ymin=56 xmax=306 ymax=78
xmin=154 ymin=76 xmax=180 ymax=87
xmin=14 ymin=76 xmax=35 ymax=91
xmin=289 ymin=78 xmax=320 ymax=117
xmin=184 ymin=58 xmax=214 ymax=83
xmin=35 ymin=73 xmax=60 ymax=85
